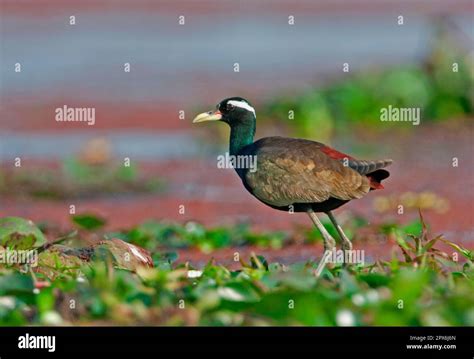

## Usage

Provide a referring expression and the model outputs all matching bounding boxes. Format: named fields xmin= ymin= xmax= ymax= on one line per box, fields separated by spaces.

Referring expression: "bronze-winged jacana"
xmin=193 ymin=97 xmax=392 ymax=275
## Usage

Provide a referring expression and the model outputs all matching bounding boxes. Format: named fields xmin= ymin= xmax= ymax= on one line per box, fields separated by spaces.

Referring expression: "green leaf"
xmin=0 ymin=272 xmax=34 ymax=295
xmin=439 ymin=238 xmax=473 ymax=261
xmin=153 ymin=252 xmax=178 ymax=269
xmin=37 ymin=246 xmax=85 ymax=279
xmin=274 ymin=271 xmax=317 ymax=291
xmin=72 ymin=214 xmax=106 ymax=230
xmin=0 ymin=217 xmax=47 ymax=249
xmin=403 ymin=220 xmax=423 ymax=237
xmin=357 ymin=273 xmax=391 ymax=288
xmin=36 ymin=287 xmax=55 ymax=314
xmin=250 ymin=254 xmax=269 ymax=270
xmin=217 ymin=282 xmax=260 ymax=303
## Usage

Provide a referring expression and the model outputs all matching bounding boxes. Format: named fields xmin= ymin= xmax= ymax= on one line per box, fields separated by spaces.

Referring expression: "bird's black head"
xmin=193 ymin=97 xmax=256 ymax=128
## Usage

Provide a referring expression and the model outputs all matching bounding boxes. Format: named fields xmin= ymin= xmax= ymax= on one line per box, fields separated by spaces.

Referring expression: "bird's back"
xmin=238 ymin=136 xmax=392 ymax=210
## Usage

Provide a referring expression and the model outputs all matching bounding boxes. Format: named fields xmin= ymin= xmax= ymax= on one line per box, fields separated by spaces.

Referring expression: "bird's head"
xmin=193 ymin=97 xmax=256 ymax=128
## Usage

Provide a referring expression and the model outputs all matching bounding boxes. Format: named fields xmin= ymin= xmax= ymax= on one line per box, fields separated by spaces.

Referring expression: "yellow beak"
xmin=193 ymin=110 xmax=222 ymax=123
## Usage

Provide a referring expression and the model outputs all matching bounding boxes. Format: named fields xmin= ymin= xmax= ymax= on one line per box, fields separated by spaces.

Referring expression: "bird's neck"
xmin=229 ymin=121 xmax=255 ymax=156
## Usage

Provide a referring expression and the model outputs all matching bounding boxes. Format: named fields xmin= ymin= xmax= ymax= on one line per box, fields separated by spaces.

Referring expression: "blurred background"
xmin=1 ymin=0 xmax=473 ymax=264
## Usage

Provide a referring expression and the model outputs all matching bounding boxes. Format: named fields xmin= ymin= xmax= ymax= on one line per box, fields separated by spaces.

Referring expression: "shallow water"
xmin=2 ymin=10 xmax=472 ymax=103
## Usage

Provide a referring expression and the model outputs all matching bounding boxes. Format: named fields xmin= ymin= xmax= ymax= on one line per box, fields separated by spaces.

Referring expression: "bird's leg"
xmin=326 ymin=211 xmax=353 ymax=267
xmin=307 ymin=209 xmax=336 ymax=276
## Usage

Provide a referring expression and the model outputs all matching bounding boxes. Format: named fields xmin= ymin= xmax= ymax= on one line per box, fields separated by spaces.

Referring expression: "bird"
xmin=193 ymin=97 xmax=392 ymax=275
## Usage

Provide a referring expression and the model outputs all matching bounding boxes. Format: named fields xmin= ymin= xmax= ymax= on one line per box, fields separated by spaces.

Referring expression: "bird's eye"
xmin=226 ymin=103 xmax=235 ymax=111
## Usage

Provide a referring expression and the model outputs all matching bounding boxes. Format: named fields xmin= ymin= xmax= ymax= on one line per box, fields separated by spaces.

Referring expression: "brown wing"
xmin=243 ymin=137 xmax=372 ymax=207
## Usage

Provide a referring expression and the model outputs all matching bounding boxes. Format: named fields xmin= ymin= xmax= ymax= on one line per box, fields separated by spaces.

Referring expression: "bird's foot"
xmin=314 ymin=240 xmax=336 ymax=277
xmin=342 ymin=240 xmax=353 ymax=269
xmin=314 ymin=249 xmax=332 ymax=277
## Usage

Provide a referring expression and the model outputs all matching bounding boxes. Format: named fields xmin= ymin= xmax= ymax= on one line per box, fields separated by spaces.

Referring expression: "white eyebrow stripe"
xmin=228 ymin=100 xmax=256 ymax=117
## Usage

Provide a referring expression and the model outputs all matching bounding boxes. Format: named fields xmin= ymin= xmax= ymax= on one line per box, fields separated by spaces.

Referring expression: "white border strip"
xmin=228 ymin=100 xmax=256 ymax=117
